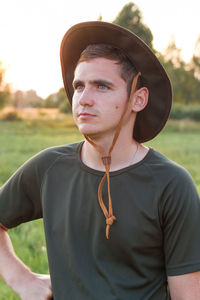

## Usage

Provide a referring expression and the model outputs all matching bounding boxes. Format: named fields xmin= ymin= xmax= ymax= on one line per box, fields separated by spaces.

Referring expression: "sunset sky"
xmin=0 ymin=0 xmax=200 ymax=98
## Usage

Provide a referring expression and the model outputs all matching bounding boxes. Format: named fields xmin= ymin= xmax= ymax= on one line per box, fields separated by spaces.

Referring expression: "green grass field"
xmin=0 ymin=117 xmax=200 ymax=299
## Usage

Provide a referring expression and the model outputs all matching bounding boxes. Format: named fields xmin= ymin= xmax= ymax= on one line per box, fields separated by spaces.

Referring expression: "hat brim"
xmin=60 ymin=21 xmax=172 ymax=143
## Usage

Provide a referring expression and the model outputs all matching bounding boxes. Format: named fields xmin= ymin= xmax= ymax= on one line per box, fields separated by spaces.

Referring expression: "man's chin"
xmin=79 ymin=126 xmax=115 ymax=141
xmin=78 ymin=126 xmax=98 ymax=137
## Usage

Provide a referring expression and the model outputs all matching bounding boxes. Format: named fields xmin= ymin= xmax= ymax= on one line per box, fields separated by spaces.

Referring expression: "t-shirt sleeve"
xmin=160 ymin=165 xmax=200 ymax=276
xmin=0 ymin=150 xmax=51 ymax=229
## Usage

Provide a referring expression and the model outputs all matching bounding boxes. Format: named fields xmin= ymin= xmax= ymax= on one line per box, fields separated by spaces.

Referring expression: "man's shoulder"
xmin=11 ymin=142 xmax=83 ymax=179
xmin=146 ymin=148 xmax=195 ymax=187
xmin=145 ymin=148 xmax=199 ymax=211
xmin=35 ymin=142 xmax=82 ymax=162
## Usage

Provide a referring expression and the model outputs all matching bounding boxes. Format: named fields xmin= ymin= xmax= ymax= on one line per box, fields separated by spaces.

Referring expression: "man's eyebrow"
xmin=72 ymin=79 xmax=83 ymax=88
xmin=91 ymin=79 xmax=115 ymax=87
xmin=72 ymin=79 xmax=115 ymax=88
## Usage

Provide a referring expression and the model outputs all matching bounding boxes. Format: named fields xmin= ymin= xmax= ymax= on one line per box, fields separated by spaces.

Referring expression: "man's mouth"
xmin=78 ymin=112 xmax=96 ymax=117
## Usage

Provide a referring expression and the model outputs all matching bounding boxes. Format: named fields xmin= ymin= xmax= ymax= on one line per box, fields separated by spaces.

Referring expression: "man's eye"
xmin=74 ymin=84 xmax=84 ymax=91
xmin=98 ymin=85 xmax=109 ymax=90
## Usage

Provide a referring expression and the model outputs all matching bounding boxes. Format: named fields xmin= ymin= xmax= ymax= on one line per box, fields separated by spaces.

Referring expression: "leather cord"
xmin=0 ymin=223 xmax=9 ymax=231
xmin=84 ymin=72 xmax=141 ymax=239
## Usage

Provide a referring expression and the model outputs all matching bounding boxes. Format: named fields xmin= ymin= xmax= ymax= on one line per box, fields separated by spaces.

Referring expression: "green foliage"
xmin=191 ymin=35 xmax=200 ymax=79
xmin=113 ymin=2 xmax=153 ymax=49
xmin=0 ymin=88 xmax=9 ymax=110
xmin=0 ymin=61 xmax=10 ymax=110
xmin=170 ymin=65 xmax=200 ymax=104
xmin=43 ymin=94 xmax=57 ymax=108
xmin=59 ymin=100 xmax=71 ymax=114
xmin=157 ymin=39 xmax=200 ymax=105
xmin=11 ymin=90 xmax=43 ymax=108
xmin=1 ymin=110 xmax=21 ymax=121
xmin=44 ymin=87 xmax=71 ymax=113
xmin=112 ymin=2 xmax=200 ymax=105
xmin=56 ymin=87 xmax=67 ymax=105
xmin=170 ymin=103 xmax=200 ymax=121
xmin=57 ymin=88 xmax=71 ymax=113
xmin=170 ymin=103 xmax=188 ymax=120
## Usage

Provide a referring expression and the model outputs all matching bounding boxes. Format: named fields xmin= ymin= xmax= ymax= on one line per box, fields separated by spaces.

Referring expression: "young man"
xmin=0 ymin=21 xmax=200 ymax=300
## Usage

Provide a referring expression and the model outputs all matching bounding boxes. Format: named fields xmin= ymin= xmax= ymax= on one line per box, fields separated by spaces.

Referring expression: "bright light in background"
xmin=0 ymin=0 xmax=200 ymax=98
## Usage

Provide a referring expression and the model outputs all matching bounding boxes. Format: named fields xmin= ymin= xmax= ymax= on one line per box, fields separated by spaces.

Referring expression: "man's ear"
xmin=131 ymin=87 xmax=149 ymax=112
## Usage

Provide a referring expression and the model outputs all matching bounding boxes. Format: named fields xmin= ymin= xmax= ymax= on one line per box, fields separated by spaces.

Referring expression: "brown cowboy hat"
xmin=60 ymin=21 xmax=172 ymax=143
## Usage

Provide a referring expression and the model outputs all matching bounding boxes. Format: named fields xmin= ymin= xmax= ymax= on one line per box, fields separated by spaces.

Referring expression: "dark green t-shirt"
xmin=0 ymin=142 xmax=200 ymax=300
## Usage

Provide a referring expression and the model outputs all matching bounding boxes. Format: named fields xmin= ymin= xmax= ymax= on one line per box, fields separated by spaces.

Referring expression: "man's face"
xmin=72 ymin=57 xmax=130 ymax=140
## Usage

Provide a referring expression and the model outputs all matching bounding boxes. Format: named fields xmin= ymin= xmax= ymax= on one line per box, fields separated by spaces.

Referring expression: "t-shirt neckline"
xmin=76 ymin=141 xmax=154 ymax=176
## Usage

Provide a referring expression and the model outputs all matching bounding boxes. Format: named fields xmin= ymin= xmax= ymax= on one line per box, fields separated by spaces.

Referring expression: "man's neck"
xmin=81 ymin=135 xmax=148 ymax=172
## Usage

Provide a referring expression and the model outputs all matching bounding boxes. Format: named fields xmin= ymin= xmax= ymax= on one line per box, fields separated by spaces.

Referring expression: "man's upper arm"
xmin=0 ymin=150 xmax=46 ymax=228
xmin=161 ymin=165 xmax=200 ymax=277
xmin=168 ymin=271 xmax=200 ymax=300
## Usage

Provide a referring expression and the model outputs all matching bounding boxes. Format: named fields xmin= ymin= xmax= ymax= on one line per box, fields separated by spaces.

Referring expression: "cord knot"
xmin=106 ymin=216 xmax=116 ymax=226
xmin=102 ymin=156 xmax=111 ymax=166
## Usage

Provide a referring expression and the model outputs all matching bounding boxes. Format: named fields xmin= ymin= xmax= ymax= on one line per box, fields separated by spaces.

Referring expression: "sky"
xmin=0 ymin=0 xmax=200 ymax=98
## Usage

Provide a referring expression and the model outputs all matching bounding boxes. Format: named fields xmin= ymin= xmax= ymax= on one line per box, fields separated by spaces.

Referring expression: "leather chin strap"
xmin=84 ymin=72 xmax=141 ymax=239
xmin=0 ymin=223 xmax=9 ymax=231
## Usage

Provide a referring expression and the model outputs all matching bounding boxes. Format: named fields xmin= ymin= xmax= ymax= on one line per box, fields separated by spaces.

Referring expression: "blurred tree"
xmin=97 ymin=14 xmax=102 ymax=21
xmin=0 ymin=61 xmax=10 ymax=110
xmin=44 ymin=93 xmax=58 ymax=108
xmin=191 ymin=35 xmax=200 ymax=80
xmin=113 ymin=2 xmax=153 ymax=49
xmin=24 ymin=90 xmax=43 ymax=107
xmin=112 ymin=3 xmax=200 ymax=105
xmin=57 ymin=88 xmax=71 ymax=113
xmin=162 ymin=37 xmax=183 ymax=67
xmin=12 ymin=89 xmax=43 ymax=108
xmin=44 ymin=87 xmax=71 ymax=113
xmin=158 ymin=40 xmax=200 ymax=104
xmin=12 ymin=90 xmax=25 ymax=108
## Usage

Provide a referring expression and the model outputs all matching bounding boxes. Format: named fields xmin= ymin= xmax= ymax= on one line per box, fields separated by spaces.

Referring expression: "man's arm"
xmin=0 ymin=226 xmax=53 ymax=300
xmin=168 ymin=272 xmax=200 ymax=300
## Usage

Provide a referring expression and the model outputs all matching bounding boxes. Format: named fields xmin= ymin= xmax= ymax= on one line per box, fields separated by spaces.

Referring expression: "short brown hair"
xmin=77 ymin=44 xmax=142 ymax=94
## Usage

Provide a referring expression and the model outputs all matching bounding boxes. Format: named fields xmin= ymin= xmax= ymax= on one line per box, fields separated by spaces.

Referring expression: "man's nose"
xmin=78 ymin=87 xmax=94 ymax=106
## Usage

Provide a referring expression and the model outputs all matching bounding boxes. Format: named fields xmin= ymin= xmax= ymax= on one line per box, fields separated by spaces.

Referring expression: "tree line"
xmin=0 ymin=2 xmax=200 ymax=113
xmin=114 ymin=2 xmax=200 ymax=106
